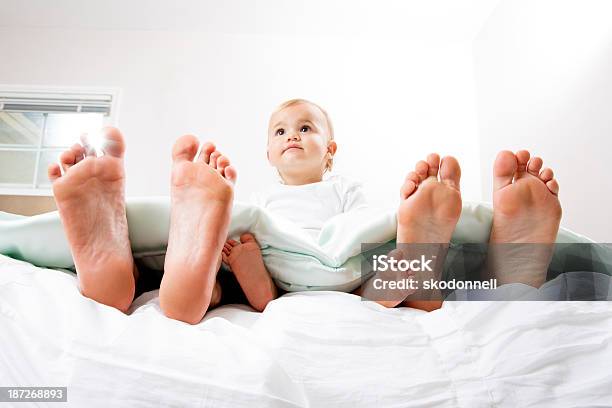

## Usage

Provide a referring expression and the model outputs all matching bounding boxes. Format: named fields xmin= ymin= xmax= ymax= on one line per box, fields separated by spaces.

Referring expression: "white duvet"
xmin=1 ymin=254 xmax=612 ymax=407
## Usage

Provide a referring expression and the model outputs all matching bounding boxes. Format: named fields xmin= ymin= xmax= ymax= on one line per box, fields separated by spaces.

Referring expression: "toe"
xmin=426 ymin=153 xmax=440 ymax=178
xmin=172 ymin=134 xmax=200 ymax=162
xmin=224 ymin=165 xmax=237 ymax=184
xmin=70 ymin=143 xmax=86 ymax=164
xmin=493 ymin=150 xmax=518 ymax=191
xmin=59 ymin=149 xmax=78 ymax=172
xmin=440 ymin=155 xmax=461 ymax=190
xmin=539 ymin=167 xmax=554 ymax=183
xmin=400 ymin=172 xmax=419 ymax=199
xmin=217 ymin=155 xmax=230 ymax=172
xmin=228 ymin=239 xmax=239 ymax=247
xmin=515 ymin=150 xmax=531 ymax=176
xmin=546 ymin=179 xmax=560 ymax=195
xmin=240 ymin=233 xmax=257 ymax=244
xmin=80 ymin=133 xmax=96 ymax=157
xmin=415 ymin=160 xmax=429 ymax=182
xmin=209 ymin=151 xmax=221 ymax=169
xmin=198 ymin=142 xmax=216 ymax=164
xmin=101 ymin=127 xmax=126 ymax=158
xmin=48 ymin=163 xmax=62 ymax=182
xmin=527 ymin=156 xmax=543 ymax=176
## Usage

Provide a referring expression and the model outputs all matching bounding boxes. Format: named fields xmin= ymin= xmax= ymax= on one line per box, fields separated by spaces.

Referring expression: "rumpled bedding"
xmin=1 ymin=254 xmax=611 ymax=407
xmin=0 ymin=199 xmax=597 ymax=292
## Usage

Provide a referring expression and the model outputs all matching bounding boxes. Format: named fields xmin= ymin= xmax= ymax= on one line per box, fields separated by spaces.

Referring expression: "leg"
xmin=159 ymin=136 xmax=236 ymax=324
xmin=222 ymin=233 xmax=277 ymax=312
xmin=48 ymin=127 xmax=137 ymax=313
xmin=487 ymin=150 xmax=562 ymax=287
xmin=360 ymin=153 xmax=462 ymax=311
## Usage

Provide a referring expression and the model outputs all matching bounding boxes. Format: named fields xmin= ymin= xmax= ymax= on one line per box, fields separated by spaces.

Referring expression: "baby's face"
xmin=267 ymin=103 xmax=333 ymax=182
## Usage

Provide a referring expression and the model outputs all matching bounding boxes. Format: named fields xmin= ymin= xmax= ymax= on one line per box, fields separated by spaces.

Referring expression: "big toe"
xmin=439 ymin=156 xmax=461 ymax=189
xmin=101 ymin=127 xmax=127 ymax=158
xmin=493 ymin=150 xmax=518 ymax=191
xmin=80 ymin=127 xmax=126 ymax=158
xmin=172 ymin=134 xmax=201 ymax=162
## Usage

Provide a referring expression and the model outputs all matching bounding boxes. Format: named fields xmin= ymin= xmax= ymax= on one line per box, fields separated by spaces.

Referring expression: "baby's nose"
xmin=286 ymin=132 xmax=300 ymax=141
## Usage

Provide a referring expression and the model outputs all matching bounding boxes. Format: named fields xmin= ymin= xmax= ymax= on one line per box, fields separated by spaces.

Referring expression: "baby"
xmin=48 ymin=99 xmax=562 ymax=323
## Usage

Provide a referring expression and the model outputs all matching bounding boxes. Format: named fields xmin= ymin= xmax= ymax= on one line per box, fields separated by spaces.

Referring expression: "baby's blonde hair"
xmin=271 ymin=98 xmax=335 ymax=172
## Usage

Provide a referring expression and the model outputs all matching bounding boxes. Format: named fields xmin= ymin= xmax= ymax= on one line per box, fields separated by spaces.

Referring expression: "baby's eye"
xmin=300 ymin=125 xmax=310 ymax=133
xmin=275 ymin=128 xmax=285 ymax=136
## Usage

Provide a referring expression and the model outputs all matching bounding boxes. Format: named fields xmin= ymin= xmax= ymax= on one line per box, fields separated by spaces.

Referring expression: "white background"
xmin=0 ymin=0 xmax=610 ymax=241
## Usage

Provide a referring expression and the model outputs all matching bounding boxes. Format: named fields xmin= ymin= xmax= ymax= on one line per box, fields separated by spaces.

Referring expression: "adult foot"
xmin=48 ymin=127 xmax=135 ymax=313
xmin=487 ymin=150 xmax=562 ymax=288
xmin=160 ymin=135 xmax=236 ymax=324
xmin=222 ymin=233 xmax=277 ymax=312
xmin=397 ymin=153 xmax=462 ymax=244
xmin=490 ymin=150 xmax=561 ymax=243
xmin=394 ymin=154 xmax=462 ymax=310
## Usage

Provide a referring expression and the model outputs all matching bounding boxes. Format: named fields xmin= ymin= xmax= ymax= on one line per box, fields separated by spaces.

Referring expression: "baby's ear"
xmin=328 ymin=141 xmax=337 ymax=156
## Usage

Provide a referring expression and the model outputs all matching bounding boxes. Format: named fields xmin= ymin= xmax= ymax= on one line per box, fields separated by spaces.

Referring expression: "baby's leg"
xmin=160 ymin=136 xmax=236 ymax=325
xmin=48 ymin=127 xmax=137 ymax=313
xmin=222 ymin=233 xmax=277 ymax=312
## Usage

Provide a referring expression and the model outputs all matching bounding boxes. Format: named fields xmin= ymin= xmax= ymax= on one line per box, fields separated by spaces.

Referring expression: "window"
xmin=0 ymin=88 xmax=118 ymax=195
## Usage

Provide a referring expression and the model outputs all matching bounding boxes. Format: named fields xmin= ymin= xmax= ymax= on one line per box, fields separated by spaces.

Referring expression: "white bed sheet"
xmin=1 ymin=254 xmax=611 ymax=407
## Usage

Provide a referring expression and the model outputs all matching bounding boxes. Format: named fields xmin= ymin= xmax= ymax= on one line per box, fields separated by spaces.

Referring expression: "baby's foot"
xmin=397 ymin=153 xmax=462 ymax=244
xmin=160 ymin=135 xmax=236 ymax=324
xmin=48 ymin=127 xmax=136 ymax=312
xmin=487 ymin=151 xmax=562 ymax=287
xmin=490 ymin=150 xmax=561 ymax=243
xmin=222 ymin=233 xmax=277 ymax=312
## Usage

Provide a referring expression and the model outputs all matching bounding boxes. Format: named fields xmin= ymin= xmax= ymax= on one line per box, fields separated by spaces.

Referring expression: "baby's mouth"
xmin=282 ymin=145 xmax=303 ymax=154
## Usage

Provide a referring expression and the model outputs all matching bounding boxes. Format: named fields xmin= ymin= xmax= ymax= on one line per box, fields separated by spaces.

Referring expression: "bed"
xmin=2 ymin=253 xmax=611 ymax=407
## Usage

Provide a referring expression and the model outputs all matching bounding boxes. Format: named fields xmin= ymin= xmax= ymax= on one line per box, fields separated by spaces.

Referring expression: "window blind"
xmin=0 ymin=91 xmax=112 ymax=115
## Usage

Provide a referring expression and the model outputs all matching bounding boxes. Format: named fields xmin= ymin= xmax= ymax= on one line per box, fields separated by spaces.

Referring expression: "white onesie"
xmin=250 ymin=174 xmax=368 ymax=239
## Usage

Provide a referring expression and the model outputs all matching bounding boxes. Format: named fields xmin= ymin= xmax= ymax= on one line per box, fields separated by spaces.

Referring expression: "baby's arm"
xmin=222 ymin=233 xmax=277 ymax=312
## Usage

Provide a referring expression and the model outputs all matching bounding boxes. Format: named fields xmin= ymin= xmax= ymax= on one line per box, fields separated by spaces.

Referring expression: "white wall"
xmin=4 ymin=0 xmax=609 ymax=241
xmin=474 ymin=0 xmax=612 ymax=241
xmin=0 ymin=28 xmax=482 ymax=211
